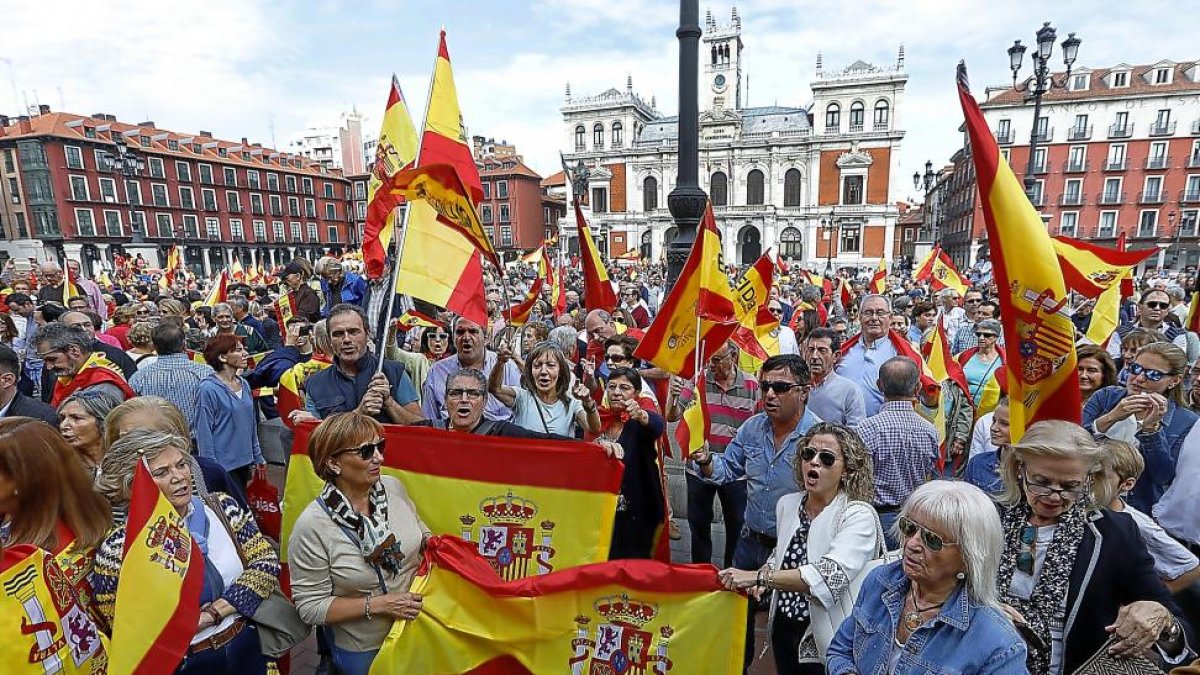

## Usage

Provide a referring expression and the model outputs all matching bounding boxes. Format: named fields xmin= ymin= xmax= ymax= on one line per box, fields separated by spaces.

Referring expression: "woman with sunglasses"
xmin=598 ymin=366 xmax=665 ymax=560
xmin=418 ymin=326 xmax=454 ymax=363
xmin=1082 ymin=341 xmax=1197 ymax=512
xmin=719 ymin=423 xmax=882 ymax=673
xmin=289 ymin=412 xmax=429 ymax=675
xmin=993 ymin=421 xmax=1187 ymax=675
xmin=956 ymin=318 xmax=1004 ymax=408
xmin=827 ymin=480 xmax=1027 ymax=674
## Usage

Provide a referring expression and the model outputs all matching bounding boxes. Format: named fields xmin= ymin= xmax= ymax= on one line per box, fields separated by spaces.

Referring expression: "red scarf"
xmin=50 ymin=352 xmax=135 ymax=406
xmin=840 ymin=328 xmax=940 ymax=401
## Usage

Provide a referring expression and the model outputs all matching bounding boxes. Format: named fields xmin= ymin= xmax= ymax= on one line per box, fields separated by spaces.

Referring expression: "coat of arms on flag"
xmin=458 ymin=490 xmax=557 ymax=580
xmin=569 ymin=594 xmax=676 ymax=674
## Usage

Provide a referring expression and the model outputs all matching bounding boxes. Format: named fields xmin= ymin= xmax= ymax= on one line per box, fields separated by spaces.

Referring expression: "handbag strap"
xmin=532 ymin=394 xmax=552 ymax=435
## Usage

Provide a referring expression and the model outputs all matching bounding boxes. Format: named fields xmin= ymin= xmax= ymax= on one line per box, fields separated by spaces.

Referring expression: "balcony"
xmin=1067 ymin=125 xmax=1092 ymax=141
xmin=1030 ymin=161 xmax=1049 ymax=174
xmin=1059 ymin=192 xmax=1087 ymax=206
xmin=270 ymin=207 xmax=283 ymax=216
xmin=229 ymin=205 xmax=243 ymax=213
xmin=1099 ymin=191 xmax=1126 ymax=205
xmin=1138 ymin=190 xmax=1165 ymax=204
xmin=1180 ymin=190 xmax=1200 ymax=203
xmin=1148 ymin=120 xmax=1177 ymax=137
xmin=1145 ymin=156 xmax=1170 ymax=170
xmin=1031 ymin=127 xmax=1054 ymax=143
xmin=1104 ymin=159 xmax=1128 ymax=171
xmin=995 ymin=130 xmax=1014 ymax=145
xmin=201 ymin=202 xmax=218 ymax=212
xmin=1063 ymin=159 xmax=1089 ymax=173
xmin=1108 ymin=123 xmax=1134 ymax=139
xmin=848 ymin=124 xmax=864 ymax=133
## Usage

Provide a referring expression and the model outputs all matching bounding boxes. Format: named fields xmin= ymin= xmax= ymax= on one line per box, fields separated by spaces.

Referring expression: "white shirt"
xmin=1120 ymin=503 xmax=1199 ymax=582
xmin=776 ymin=325 xmax=799 ymax=355
xmin=191 ymin=503 xmax=245 ymax=644
xmin=969 ymin=413 xmax=997 ymax=460
xmin=1154 ymin=422 xmax=1200 ymax=546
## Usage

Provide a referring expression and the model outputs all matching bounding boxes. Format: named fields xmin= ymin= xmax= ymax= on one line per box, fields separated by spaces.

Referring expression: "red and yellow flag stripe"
xmin=363 ymin=76 xmax=419 ymax=280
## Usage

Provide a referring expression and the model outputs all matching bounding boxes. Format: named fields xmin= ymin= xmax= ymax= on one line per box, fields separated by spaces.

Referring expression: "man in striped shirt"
xmin=666 ymin=341 xmax=759 ymax=566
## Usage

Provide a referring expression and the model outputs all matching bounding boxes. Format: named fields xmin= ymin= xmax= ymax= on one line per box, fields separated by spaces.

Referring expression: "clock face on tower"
xmin=713 ymin=74 xmax=727 ymax=92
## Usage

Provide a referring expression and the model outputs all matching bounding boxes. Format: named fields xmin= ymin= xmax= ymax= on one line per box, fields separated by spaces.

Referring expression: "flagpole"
xmin=375 ymin=48 xmax=443 ymax=376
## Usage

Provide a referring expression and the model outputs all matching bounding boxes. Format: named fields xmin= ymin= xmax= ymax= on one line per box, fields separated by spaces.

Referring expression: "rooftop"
xmin=984 ymin=60 xmax=1200 ymax=105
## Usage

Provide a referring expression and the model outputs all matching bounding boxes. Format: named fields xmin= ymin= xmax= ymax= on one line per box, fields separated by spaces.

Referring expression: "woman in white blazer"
xmin=720 ymin=422 xmax=882 ymax=674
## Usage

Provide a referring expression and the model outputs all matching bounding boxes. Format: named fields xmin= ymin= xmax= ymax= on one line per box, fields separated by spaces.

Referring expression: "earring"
xmin=955 ymin=571 xmax=966 ymax=581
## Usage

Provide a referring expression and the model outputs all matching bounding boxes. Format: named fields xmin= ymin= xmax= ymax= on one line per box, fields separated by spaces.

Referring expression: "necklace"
xmin=903 ymin=591 xmax=946 ymax=631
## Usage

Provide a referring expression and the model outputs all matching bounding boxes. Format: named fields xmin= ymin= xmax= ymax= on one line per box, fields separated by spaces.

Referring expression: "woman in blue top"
xmin=195 ymin=333 xmax=264 ymax=486
xmin=826 ymin=480 xmax=1028 ymax=675
xmin=958 ymin=319 xmax=1003 ymax=405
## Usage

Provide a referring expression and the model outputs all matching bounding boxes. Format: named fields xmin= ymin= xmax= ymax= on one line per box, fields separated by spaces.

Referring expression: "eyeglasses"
xmin=1019 ymin=468 xmax=1089 ymax=500
xmin=897 ymin=516 xmax=959 ymax=551
xmin=428 ymin=333 xmax=450 ymax=340
xmin=860 ymin=309 xmax=892 ymax=318
xmin=760 ymin=380 xmax=801 ymax=394
xmin=1143 ymin=301 xmax=1170 ymax=310
xmin=1129 ymin=363 xmax=1167 ymax=382
xmin=767 ymin=307 xmax=783 ymax=316
xmin=964 ymin=298 xmax=982 ymax=304
xmin=800 ymin=447 xmax=838 ymax=467
xmin=605 ymin=354 xmax=630 ymax=363
xmin=337 ymin=439 xmax=385 ymax=461
xmin=1017 ymin=524 xmax=1038 ymax=574
xmin=446 ymin=388 xmax=485 ymax=400
xmin=975 ymin=332 xmax=997 ymax=339
xmin=36 ymin=350 xmax=63 ymax=360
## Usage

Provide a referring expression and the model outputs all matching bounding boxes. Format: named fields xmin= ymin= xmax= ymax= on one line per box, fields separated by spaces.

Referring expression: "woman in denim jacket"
xmin=826 ymin=481 xmax=1028 ymax=674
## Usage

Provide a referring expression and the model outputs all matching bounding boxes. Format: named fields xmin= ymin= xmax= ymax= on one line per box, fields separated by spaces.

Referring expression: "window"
xmin=273 ymin=221 xmax=285 ymax=241
xmin=201 ymin=188 xmax=217 ymax=211
xmin=327 ymin=225 xmax=339 ymax=243
xmin=1029 ymin=180 xmax=1045 ymax=206
xmin=183 ymin=214 xmax=199 ymax=239
xmin=2 ymin=149 xmax=13 ymax=173
xmin=304 ymin=198 xmax=316 ymax=218
xmin=291 ymin=222 xmax=302 ymax=241
xmin=69 ymin=175 xmax=89 ymax=201
xmin=323 ymin=182 xmax=334 ymax=199
xmin=873 ymin=100 xmax=889 ymax=129
xmin=591 ymin=188 xmax=607 ymax=213
xmin=849 ymin=101 xmax=865 ymax=130
xmin=593 ymin=123 xmax=604 ymax=149
xmin=700 ymin=171 xmax=726 ymax=207
xmin=1154 ymin=68 xmax=1171 ymax=85
xmin=500 ymin=226 xmax=513 ymax=247
xmin=95 ymin=177 xmax=115 ymax=203
xmin=288 ymin=196 xmax=300 ymax=217
xmin=1060 ymin=212 xmax=1078 ymax=237
xmin=746 ymin=169 xmax=765 ymax=205
xmin=1144 ymin=176 xmax=1163 ymax=201
xmin=1098 ymin=211 xmax=1117 ymax=238
xmin=307 ymin=223 xmax=318 ymax=241
xmin=125 ymin=180 xmax=142 ymax=205
xmin=1067 ymin=145 xmax=1087 ymax=170
xmin=783 ymin=169 xmax=802 ymax=207
xmin=499 ymin=204 xmax=511 ymax=223
xmin=156 ymin=213 xmax=172 ymax=238
xmin=325 ymin=203 xmax=336 ymax=220
xmin=825 ymin=102 xmax=840 ymax=130
xmin=1187 ymin=175 xmax=1200 ymax=200
xmin=1071 ymin=73 xmax=1090 ymax=90
xmin=842 ymin=175 xmax=864 ymax=205
xmin=643 ymin=176 xmax=658 ymax=211
xmin=285 ymin=175 xmax=297 ymax=192
xmin=151 ymin=183 xmax=168 ymax=207
xmin=176 ymin=161 xmax=192 ymax=182
xmin=1032 ymin=147 xmax=1047 ymax=172
xmin=65 ymin=146 xmax=84 ymax=169
xmin=354 ymin=181 xmax=366 ymax=200
xmin=482 ymin=182 xmax=491 ymax=199
xmin=205 ymin=217 xmax=221 ymax=240
xmin=223 ymin=166 xmax=237 ymax=186
xmin=1063 ymin=179 xmax=1082 ymax=205
xmin=481 ymin=204 xmax=493 ymax=224
xmin=7 ymin=177 xmax=19 ymax=203
xmin=1033 ymin=116 xmax=1049 ymax=141
xmin=997 ymin=118 xmax=1011 ymax=141
xmin=1138 ymin=210 xmax=1158 ymax=238
xmin=267 ymin=173 xmax=279 ymax=190
xmin=103 ymin=210 xmax=122 ymax=236
xmin=840 ymin=224 xmax=861 ymax=253
xmin=355 ymin=201 xmax=366 ymax=220
xmin=1102 ymin=177 xmax=1123 ymax=203
xmin=1180 ymin=210 xmax=1198 ymax=237
xmin=1112 ymin=71 xmax=1129 ymax=87
xmin=574 ymin=125 xmax=586 ymax=152
xmin=496 ymin=181 xmax=508 ymax=199
xmin=270 ymin=194 xmax=282 ymax=215
xmin=199 ymin=164 xmax=213 ymax=184
xmin=1113 ymin=111 xmax=1130 ymax=135
xmin=74 ymin=209 xmax=96 ymax=236
xmin=148 ymin=157 xmax=165 ymax=178
xmin=230 ymin=220 xmax=244 ymax=241
xmin=1107 ymin=144 xmax=1126 ymax=169
xmin=612 ymin=122 xmax=623 ymax=147
xmin=247 ymin=170 xmax=260 ymax=189
xmin=302 ymin=177 xmax=313 ymax=194
xmin=179 ymin=186 xmax=195 ymax=209
xmin=252 ymin=220 xmax=265 ymax=241
xmin=129 ymin=211 xmax=147 ymax=236
xmin=780 ymin=226 xmax=803 ymax=258
xmin=250 ymin=193 xmax=263 ymax=214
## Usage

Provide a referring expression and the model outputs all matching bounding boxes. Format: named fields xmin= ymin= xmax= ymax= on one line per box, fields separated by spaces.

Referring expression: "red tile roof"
xmin=540 ymin=170 xmax=566 ymax=188
xmin=984 ymin=60 xmax=1200 ymax=106
xmin=477 ymin=158 xmax=541 ymax=179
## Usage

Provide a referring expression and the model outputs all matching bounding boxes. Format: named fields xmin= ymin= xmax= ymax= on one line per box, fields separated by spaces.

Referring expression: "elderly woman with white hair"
xmin=826 ymin=480 xmax=1028 ymax=674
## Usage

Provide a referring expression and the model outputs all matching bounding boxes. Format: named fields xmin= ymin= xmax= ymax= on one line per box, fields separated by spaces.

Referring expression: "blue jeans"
xmin=877 ymin=508 xmax=900 ymax=551
xmin=177 ymin=623 xmax=267 ymax=675
xmin=686 ymin=473 xmax=747 ymax=567
xmin=331 ymin=645 xmax=379 ymax=675
xmin=733 ymin=526 xmax=776 ymax=675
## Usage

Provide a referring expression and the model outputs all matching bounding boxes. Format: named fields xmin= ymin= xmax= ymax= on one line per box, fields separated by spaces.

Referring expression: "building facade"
xmin=0 ymin=108 xmax=354 ymax=276
xmin=478 ymin=157 xmax=547 ymax=255
xmin=558 ymin=7 xmax=907 ymax=271
xmin=287 ymin=110 xmax=366 ymax=173
xmin=940 ymin=59 xmax=1200 ymax=270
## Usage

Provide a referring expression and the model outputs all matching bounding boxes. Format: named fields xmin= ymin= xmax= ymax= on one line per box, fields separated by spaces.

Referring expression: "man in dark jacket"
xmin=317 ymin=256 xmax=367 ymax=317
xmin=0 ymin=344 xmax=59 ymax=425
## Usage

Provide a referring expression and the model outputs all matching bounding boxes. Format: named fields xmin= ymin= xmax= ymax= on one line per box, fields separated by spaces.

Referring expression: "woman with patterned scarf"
xmin=92 ymin=428 xmax=281 ymax=674
xmin=288 ymin=412 xmax=430 ymax=675
xmin=994 ymin=421 xmax=1190 ymax=675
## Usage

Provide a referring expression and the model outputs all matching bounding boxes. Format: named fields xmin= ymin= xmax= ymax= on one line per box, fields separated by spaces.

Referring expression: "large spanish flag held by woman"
xmin=108 ymin=460 xmax=203 ymax=675
xmin=363 ymin=76 xmax=419 ymax=280
xmin=958 ymin=62 xmax=1079 ymax=442
xmin=369 ymin=536 xmax=747 ymax=674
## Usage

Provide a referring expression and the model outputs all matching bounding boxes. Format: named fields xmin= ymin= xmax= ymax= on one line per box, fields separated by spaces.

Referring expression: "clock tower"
xmin=703 ymin=6 xmax=743 ymax=114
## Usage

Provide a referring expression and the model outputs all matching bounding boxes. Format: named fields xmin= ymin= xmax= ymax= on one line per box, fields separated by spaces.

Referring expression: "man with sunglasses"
xmin=1107 ymin=288 xmax=1189 ymax=360
xmin=619 ymin=286 xmax=650 ymax=329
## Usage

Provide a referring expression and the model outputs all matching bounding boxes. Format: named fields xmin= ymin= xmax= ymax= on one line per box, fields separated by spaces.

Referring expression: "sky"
xmin=3 ymin=0 xmax=1197 ymax=202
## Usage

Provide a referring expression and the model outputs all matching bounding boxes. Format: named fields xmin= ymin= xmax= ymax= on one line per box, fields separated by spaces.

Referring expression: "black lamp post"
xmin=913 ymin=160 xmax=938 ymax=243
xmin=1007 ymin=22 xmax=1081 ymax=201
xmin=821 ymin=208 xmax=837 ymax=276
xmin=100 ymin=134 xmax=147 ymax=244
xmin=665 ymin=0 xmax=708 ymax=289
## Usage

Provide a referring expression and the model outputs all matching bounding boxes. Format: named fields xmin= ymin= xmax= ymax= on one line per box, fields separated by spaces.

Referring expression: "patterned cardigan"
xmin=90 ymin=492 xmax=280 ymax=629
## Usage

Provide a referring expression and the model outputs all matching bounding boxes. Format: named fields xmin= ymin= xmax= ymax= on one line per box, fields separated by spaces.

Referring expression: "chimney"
xmin=17 ymin=116 xmax=32 ymax=134
xmin=241 ymin=137 xmax=248 ymax=145
xmin=137 ymin=120 xmax=155 ymax=128
xmin=37 ymin=104 xmax=50 ymax=115
xmin=199 ymin=130 xmax=212 ymax=137
xmin=0 ymin=114 xmax=9 ymax=127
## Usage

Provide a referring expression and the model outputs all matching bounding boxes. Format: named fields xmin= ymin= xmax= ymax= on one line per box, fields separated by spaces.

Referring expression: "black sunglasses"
xmin=800 ymin=447 xmax=838 ymax=467
xmin=975 ymin=332 xmax=997 ymax=339
xmin=1143 ymin=301 xmax=1170 ymax=310
xmin=761 ymin=380 xmax=801 ymax=394
xmin=337 ymin=439 xmax=385 ymax=461
xmin=897 ymin=516 xmax=959 ymax=551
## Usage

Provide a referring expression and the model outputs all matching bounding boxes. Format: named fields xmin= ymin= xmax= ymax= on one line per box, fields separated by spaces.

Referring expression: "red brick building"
xmin=0 ymin=107 xmax=354 ymax=277
xmin=478 ymin=157 xmax=547 ymax=257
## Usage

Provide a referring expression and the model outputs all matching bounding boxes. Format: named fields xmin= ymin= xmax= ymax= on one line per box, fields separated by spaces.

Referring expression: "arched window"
xmin=711 ymin=45 xmax=718 ymax=65
xmin=574 ymin=125 xmax=586 ymax=151
xmin=874 ymin=99 xmax=890 ymax=129
xmin=612 ymin=121 xmax=623 ymax=148
xmin=643 ymin=175 xmax=658 ymax=211
xmin=746 ymin=169 xmax=765 ymax=205
xmin=780 ymin=226 xmax=803 ymax=258
xmin=783 ymin=168 xmax=802 ymax=207
xmin=849 ymin=101 xmax=865 ymax=130
xmin=593 ymin=123 xmax=604 ymax=149
xmin=710 ymin=171 xmax=728 ymax=206
xmin=825 ymin=103 xmax=841 ymax=131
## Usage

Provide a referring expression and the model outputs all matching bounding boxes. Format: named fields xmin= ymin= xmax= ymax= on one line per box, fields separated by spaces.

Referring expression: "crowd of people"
xmin=0 ymin=251 xmax=1198 ymax=675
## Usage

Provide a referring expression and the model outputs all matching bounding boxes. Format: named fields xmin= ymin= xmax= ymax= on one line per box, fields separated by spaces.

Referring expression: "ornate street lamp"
xmin=821 ymin=208 xmax=837 ymax=276
xmin=1007 ymin=23 xmax=1081 ymax=201
xmin=99 ymin=134 xmax=147 ymax=243
xmin=665 ymin=0 xmax=707 ymax=289
xmin=913 ymin=160 xmax=939 ymax=243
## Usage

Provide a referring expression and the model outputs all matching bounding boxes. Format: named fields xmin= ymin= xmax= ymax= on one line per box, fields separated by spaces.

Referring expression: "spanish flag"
xmin=1051 ymin=236 xmax=1157 ymax=347
xmin=230 ymin=257 xmax=246 ymax=283
xmin=730 ymin=253 xmax=779 ymax=372
xmin=674 ymin=371 xmax=710 ymax=454
xmin=573 ymin=199 xmax=618 ymax=312
xmin=395 ymin=308 xmax=445 ymax=329
xmin=50 ymin=351 xmax=135 ymax=407
xmin=544 ymin=256 xmax=567 ymax=316
xmin=0 ymin=545 xmax=108 ymax=674
xmin=108 ymin=460 xmax=203 ymax=675
xmin=368 ymin=536 xmax=747 ymax=674
xmin=395 ymin=32 xmax=488 ymax=327
xmin=958 ymin=62 xmax=1080 ymax=441
xmin=390 ymin=162 xmax=500 ymax=269
xmin=202 ymin=269 xmax=228 ymax=307
xmin=281 ymin=423 xmax=625 ymax=578
xmin=503 ymin=277 xmax=544 ymax=327
xmin=868 ymin=257 xmax=888 ymax=294
xmin=276 ymin=357 xmax=332 ymax=428
xmin=363 ymin=76 xmax=419 ymax=280
xmin=924 ymin=320 xmax=970 ymax=473
xmin=914 ymin=247 xmax=968 ymax=296
xmin=275 ymin=290 xmax=296 ymax=327
xmin=1187 ymin=287 xmax=1200 ymax=334
xmin=520 ymin=247 xmax=543 ymax=265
